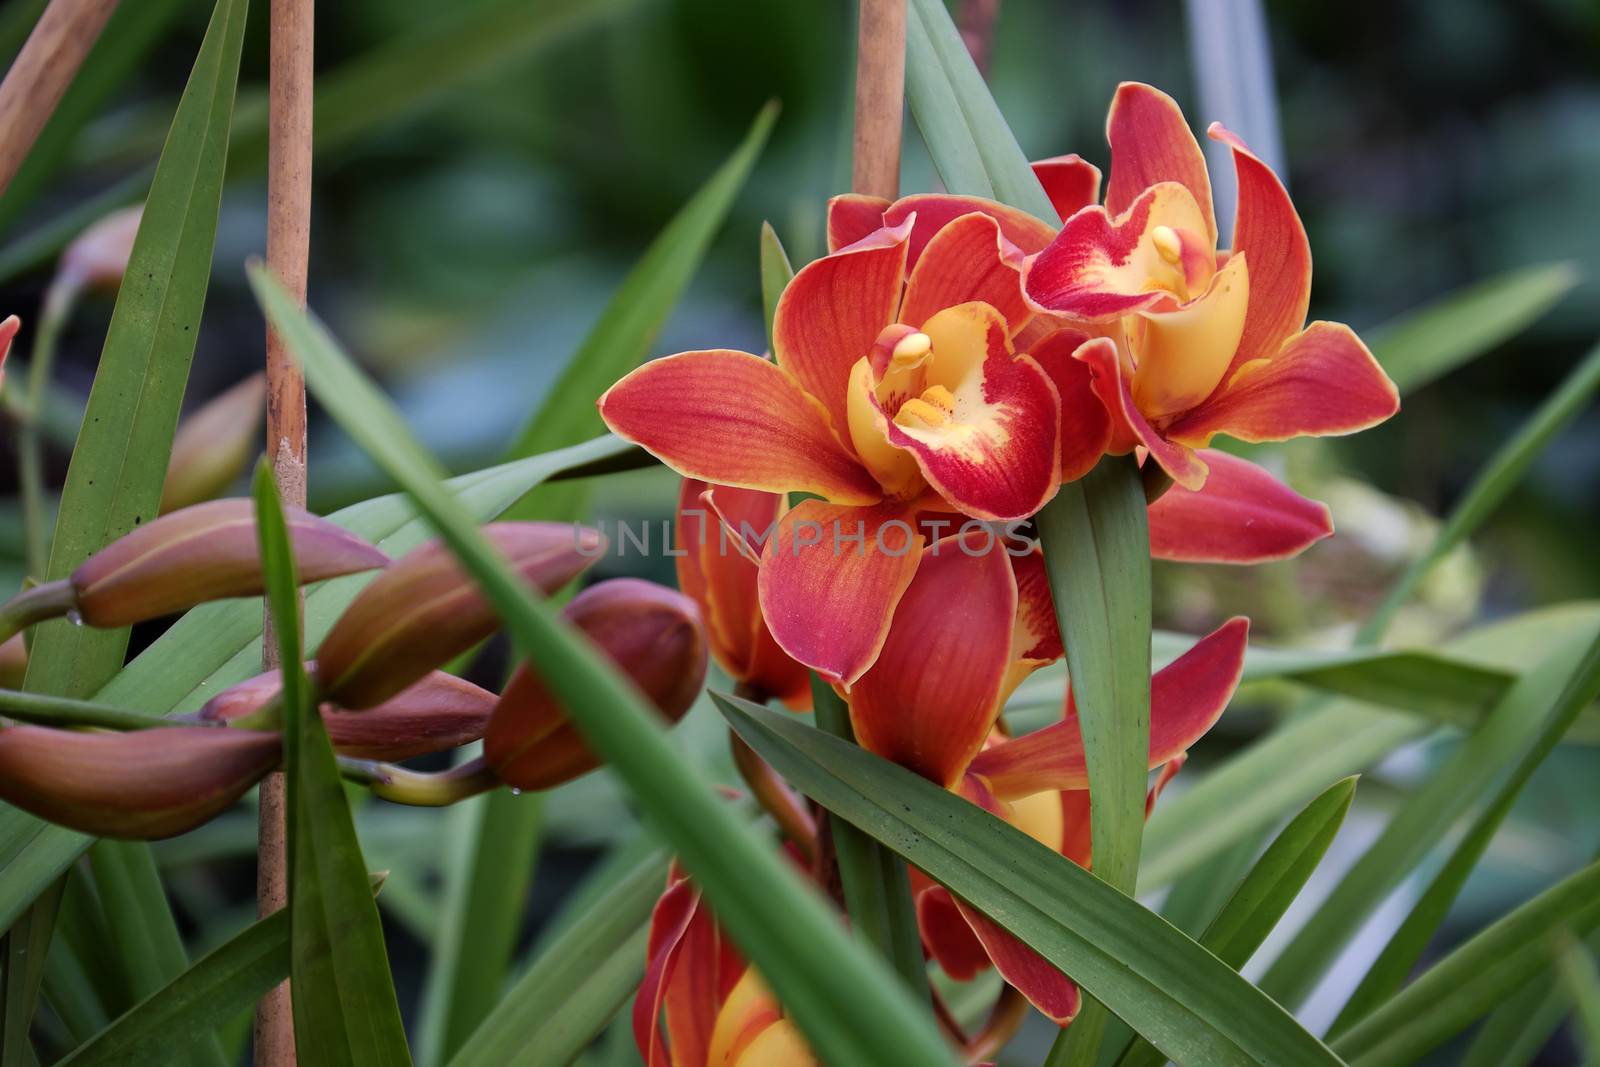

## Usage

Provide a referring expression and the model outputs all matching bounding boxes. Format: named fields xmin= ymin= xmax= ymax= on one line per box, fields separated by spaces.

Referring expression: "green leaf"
xmin=1034 ymin=456 xmax=1152 ymax=898
xmin=255 ymin=462 xmax=412 ymax=1065
xmin=447 ymin=845 xmax=670 ymax=1067
xmin=0 ymin=434 xmax=630 ymax=934
xmin=87 ymin=841 xmax=226 ymax=1066
xmin=809 ymin=674 xmax=929 ymax=1001
xmin=53 ymin=910 xmax=288 ymax=1067
xmin=503 ymin=101 xmax=776 ymax=521
xmin=1113 ymin=778 xmax=1356 ymax=1067
xmin=1330 ymin=859 xmax=1600 ymax=1066
xmin=0 ymin=0 xmax=187 ymax=236
xmin=1368 ymin=262 xmax=1578 ymax=395
xmin=1365 ymin=338 xmax=1600 ymax=639
xmin=716 ymin=692 xmax=1340 ymax=1067
xmin=22 ymin=0 xmax=247 ymax=700
xmin=758 ymin=220 xmax=793 ymax=351
xmin=1457 ymin=964 xmax=1571 ymax=1067
xmin=250 ymin=268 xmax=956 ymax=1067
xmin=1260 ymin=621 xmax=1600 ymax=1011
xmin=1560 ymin=938 xmax=1600 ymax=1061
xmin=421 ymin=103 xmax=773 ymax=1062
xmin=904 ymin=0 xmax=1055 ymax=220
xmin=1 ymin=876 xmax=63 ymax=1064
xmin=1327 ymin=624 xmax=1600 ymax=1037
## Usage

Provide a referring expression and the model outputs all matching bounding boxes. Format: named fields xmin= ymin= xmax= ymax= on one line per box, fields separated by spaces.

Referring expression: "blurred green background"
xmin=3 ymin=0 xmax=1599 ymax=1063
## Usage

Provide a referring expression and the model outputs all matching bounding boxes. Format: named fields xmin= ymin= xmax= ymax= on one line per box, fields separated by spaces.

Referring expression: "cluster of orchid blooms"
xmin=604 ymin=84 xmax=1397 ymax=1065
xmin=0 ymin=82 xmax=1398 ymax=1067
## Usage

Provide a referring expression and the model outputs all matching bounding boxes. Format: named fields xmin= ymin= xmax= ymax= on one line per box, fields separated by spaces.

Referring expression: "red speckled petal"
xmin=883 ymin=194 xmax=1057 ymax=269
xmin=1148 ymin=450 xmax=1333 ymax=563
xmin=1032 ymin=154 xmax=1103 ymax=220
xmin=900 ymin=212 xmax=1032 ymax=334
xmin=827 ymin=193 xmax=892 ymax=251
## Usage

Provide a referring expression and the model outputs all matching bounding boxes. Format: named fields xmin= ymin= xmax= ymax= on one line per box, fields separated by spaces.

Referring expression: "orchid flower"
xmin=1021 ymin=82 xmax=1400 ymax=491
xmin=636 ymin=863 xmax=820 ymax=1067
xmin=841 ymin=532 xmax=1249 ymax=1025
xmin=600 ymin=200 xmax=1069 ymax=686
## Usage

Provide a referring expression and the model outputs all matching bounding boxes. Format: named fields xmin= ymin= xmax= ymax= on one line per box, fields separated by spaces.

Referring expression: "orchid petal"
xmin=826 ymin=193 xmax=892 ymax=252
xmin=1209 ymin=122 xmax=1311 ymax=374
xmin=773 ymin=219 xmax=910 ymax=439
xmin=1026 ymin=327 xmax=1113 ymax=483
xmin=1105 ymin=82 xmax=1216 ymax=247
xmin=882 ymin=194 xmax=1057 ymax=269
xmin=634 ymin=879 xmax=708 ymax=1067
xmin=849 ymin=533 xmax=1016 ymax=786
xmin=1148 ymin=451 xmax=1333 ymax=563
xmin=915 ymin=881 xmax=991 ymax=980
xmin=900 ymin=212 xmax=1032 ymax=334
xmin=599 ymin=350 xmax=881 ymax=504
xmin=969 ymin=617 xmax=1249 ymax=799
xmin=1075 ymin=337 xmax=1209 ymax=490
xmin=881 ymin=303 xmax=1062 ymax=521
xmin=1031 ymin=154 xmax=1103 ymax=220
xmin=1168 ymin=322 xmax=1400 ymax=446
xmin=758 ymin=499 xmax=924 ymax=686
xmin=1023 ymin=182 xmax=1213 ymax=322
xmin=953 ymin=900 xmax=1082 ymax=1026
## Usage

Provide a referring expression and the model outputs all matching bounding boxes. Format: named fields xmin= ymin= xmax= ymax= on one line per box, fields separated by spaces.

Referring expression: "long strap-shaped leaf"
xmin=1260 ymin=622 xmax=1600 ymax=1011
xmin=1112 ymin=777 xmax=1356 ymax=1067
xmin=55 ymin=910 xmax=288 ymax=1067
xmin=23 ymin=0 xmax=247 ymax=700
xmin=250 ymin=270 xmax=956 ymax=1067
xmin=715 ymin=692 xmax=1342 ymax=1067
xmin=256 ymin=464 xmax=412 ymax=1065
xmin=1330 ymin=858 xmax=1600 ymax=1066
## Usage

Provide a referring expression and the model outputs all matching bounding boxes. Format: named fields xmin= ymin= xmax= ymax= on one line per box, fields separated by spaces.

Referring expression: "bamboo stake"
xmin=256 ymin=0 xmax=312 ymax=1062
xmin=852 ymin=0 xmax=905 ymax=200
xmin=0 ymin=0 xmax=119 ymax=197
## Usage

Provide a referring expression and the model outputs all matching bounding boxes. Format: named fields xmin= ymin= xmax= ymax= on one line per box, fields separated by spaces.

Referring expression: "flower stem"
xmin=810 ymin=672 xmax=931 ymax=1004
xmin=730 ymin=699 xmax=818 ymax=862
xmin=340 ymin=755 xmax=500 ymax=807
xmin=0 ymin=687 xmax=171 ymax=731
xmin=17 ymin=287 xmax=73 ymax=582
xmin=0 ymin=578 xmax=77 ymax=645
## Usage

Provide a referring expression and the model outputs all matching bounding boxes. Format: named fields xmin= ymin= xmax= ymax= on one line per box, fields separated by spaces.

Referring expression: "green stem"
xmin=0 ymin=579 xmax=78 ymax=645
xmin=810 ymin=672 xmax=931 ymax=1005
xmin=17 ymin=284 xmax=76 ymax=581
xmin=340 ymin=754 xmax=501 ymax=807
xmin=0 ymin=687 xmax=170 ymax=731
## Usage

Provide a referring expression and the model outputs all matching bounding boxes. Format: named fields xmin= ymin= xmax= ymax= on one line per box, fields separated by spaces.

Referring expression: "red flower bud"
xmin=201 ymin=665 xmax=494 ymax=761
xmin=316 ymin=522 xmax=605 ymax=709
xmin=484 ymin=578 xmax=707 ymax=790
xmin=160 ymin=373 xmax=268 ymax=514
xmin=0 ymin=724 xmax=280 ymax=839
xmin=69 ymin=499 xmax=389 ymax=627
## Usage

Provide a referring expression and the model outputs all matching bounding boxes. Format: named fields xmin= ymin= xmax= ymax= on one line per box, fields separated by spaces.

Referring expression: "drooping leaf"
xmin=1260 ymin=622 xmax=1600 ymax=1011
xmin=716 ymin=692 xmax=1340 ymax=1067
xmin=1327 ymin=625 xmax=1600 ymax=1036
xmin=23 ymin=0 xmax=247 ymax=700
xmin=1 ymin=876 xmax=63 ymax=1064
xmin=1368 ymin=262 xmax=1579 ymax=395
xmin=447 ymin=845 xmax=670 ymax=1067
xmin=1113 ymin=778 xmax=1356 ymax=1067
xmin=251 ymin=268 xmax=957 ymax=1067
xmin=256 ymin=463 xmax=411 ymax=1065
xmin=1330 ymin=859 xmax=1600 ymax=1066
xmin=54 ymin=910 xmax=287 ymax=1067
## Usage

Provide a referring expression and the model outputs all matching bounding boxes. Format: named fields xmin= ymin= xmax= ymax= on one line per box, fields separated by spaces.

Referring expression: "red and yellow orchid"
xmin=600 ymin=199 xmax=1069 ymax=686
xmin=636 ymin=864 xmax=820 ymax=1067
xmin=677 ymin=479 xmax=811 ymax=709
xmin=1022 ymin=82 xmax=1400 ymax=491
xmin=838 ymin=531 xmax=1249 ymax=1024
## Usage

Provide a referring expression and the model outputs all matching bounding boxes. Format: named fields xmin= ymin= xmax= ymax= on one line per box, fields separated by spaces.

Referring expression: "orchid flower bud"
xmin=0 ymin=314 xmax=17 ymax=391
xmin=316 ymin=522 xmax=606 ymax=710
xmin=0 ymin=724 xmax=280 ymax=839
xmin=0 ymin=634 xmax=26 ymax=689
xmin=485 ymin=578 xmax=707 ymax=791
xmin=57 ymin=206 xmax=142 ymax=296
xmin=68 ymin=499 xmax=389 ymax=627
xmin=201 ymin=664 xmax=494 ymax=761
xmin=160 ymin=373 xmax=267 ymax=514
